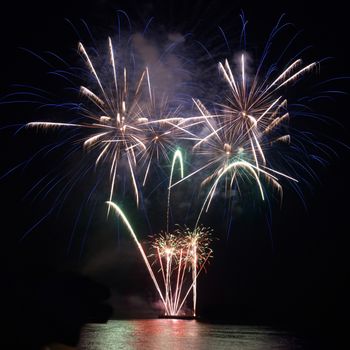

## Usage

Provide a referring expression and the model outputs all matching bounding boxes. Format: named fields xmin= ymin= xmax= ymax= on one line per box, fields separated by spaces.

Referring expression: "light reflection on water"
xmin=78 ymin=320 xmax=306 ymax=350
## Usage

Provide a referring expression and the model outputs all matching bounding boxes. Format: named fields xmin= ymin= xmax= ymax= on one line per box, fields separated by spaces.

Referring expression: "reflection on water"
xmin=79 ymin=320 xmax=306 ymax=350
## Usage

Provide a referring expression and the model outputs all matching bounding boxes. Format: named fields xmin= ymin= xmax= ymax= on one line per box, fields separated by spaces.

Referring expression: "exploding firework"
xmin=170 ymin=48 xmax=318 ymax=224
xmin=26 ymin=35 xmax=194 ymax=210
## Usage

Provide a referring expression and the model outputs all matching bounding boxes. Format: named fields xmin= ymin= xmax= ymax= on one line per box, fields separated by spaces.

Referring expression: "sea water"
xmin=79 ymin=319 xmax=309 ymax=350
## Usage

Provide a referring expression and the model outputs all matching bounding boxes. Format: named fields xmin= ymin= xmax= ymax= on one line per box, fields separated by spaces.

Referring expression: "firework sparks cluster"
xmin=107 ymin=201 xmax=212 ymax=316
xmin=150 ymin=226 xmax=213 ymax=316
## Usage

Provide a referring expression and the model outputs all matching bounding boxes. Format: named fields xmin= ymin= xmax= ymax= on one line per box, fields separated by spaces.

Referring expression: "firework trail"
xmin=107 ymin=200 xmax=169 ymax=313
xmin=166 ymin=149 xmax=184 ymax=232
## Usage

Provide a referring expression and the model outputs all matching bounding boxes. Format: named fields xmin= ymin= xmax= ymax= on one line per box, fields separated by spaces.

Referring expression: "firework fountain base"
xmin=158 ymin=315 xmax=197 ymax=320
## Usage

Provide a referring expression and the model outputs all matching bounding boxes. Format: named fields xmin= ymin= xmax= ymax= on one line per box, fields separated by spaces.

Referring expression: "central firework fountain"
xmin=108 ymin=149 xmax=213 ymax=318
xmin=108 ymin=202 xmax=213 ymax=318
xmin=151 ymin=227 xmax=213 ymax=317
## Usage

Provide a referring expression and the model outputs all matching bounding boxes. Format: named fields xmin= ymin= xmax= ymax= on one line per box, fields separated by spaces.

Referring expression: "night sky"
xmin=1 ymin=0 xmax=349 ymax=347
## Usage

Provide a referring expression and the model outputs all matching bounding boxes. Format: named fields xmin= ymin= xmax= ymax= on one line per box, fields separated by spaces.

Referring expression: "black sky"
xmin=1 ymin=0 xmax=349 ymax=344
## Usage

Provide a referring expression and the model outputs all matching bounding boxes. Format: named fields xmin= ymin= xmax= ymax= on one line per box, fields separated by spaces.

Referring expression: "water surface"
xmin=79 ymin=319 xmax=308 ymax=350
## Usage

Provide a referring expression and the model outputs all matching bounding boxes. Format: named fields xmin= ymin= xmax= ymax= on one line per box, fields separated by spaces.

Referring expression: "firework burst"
xmin=26 ymin=36 xmax=194 ymax=209
xmin=169 ymin=50 xmax=317 ymax=224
